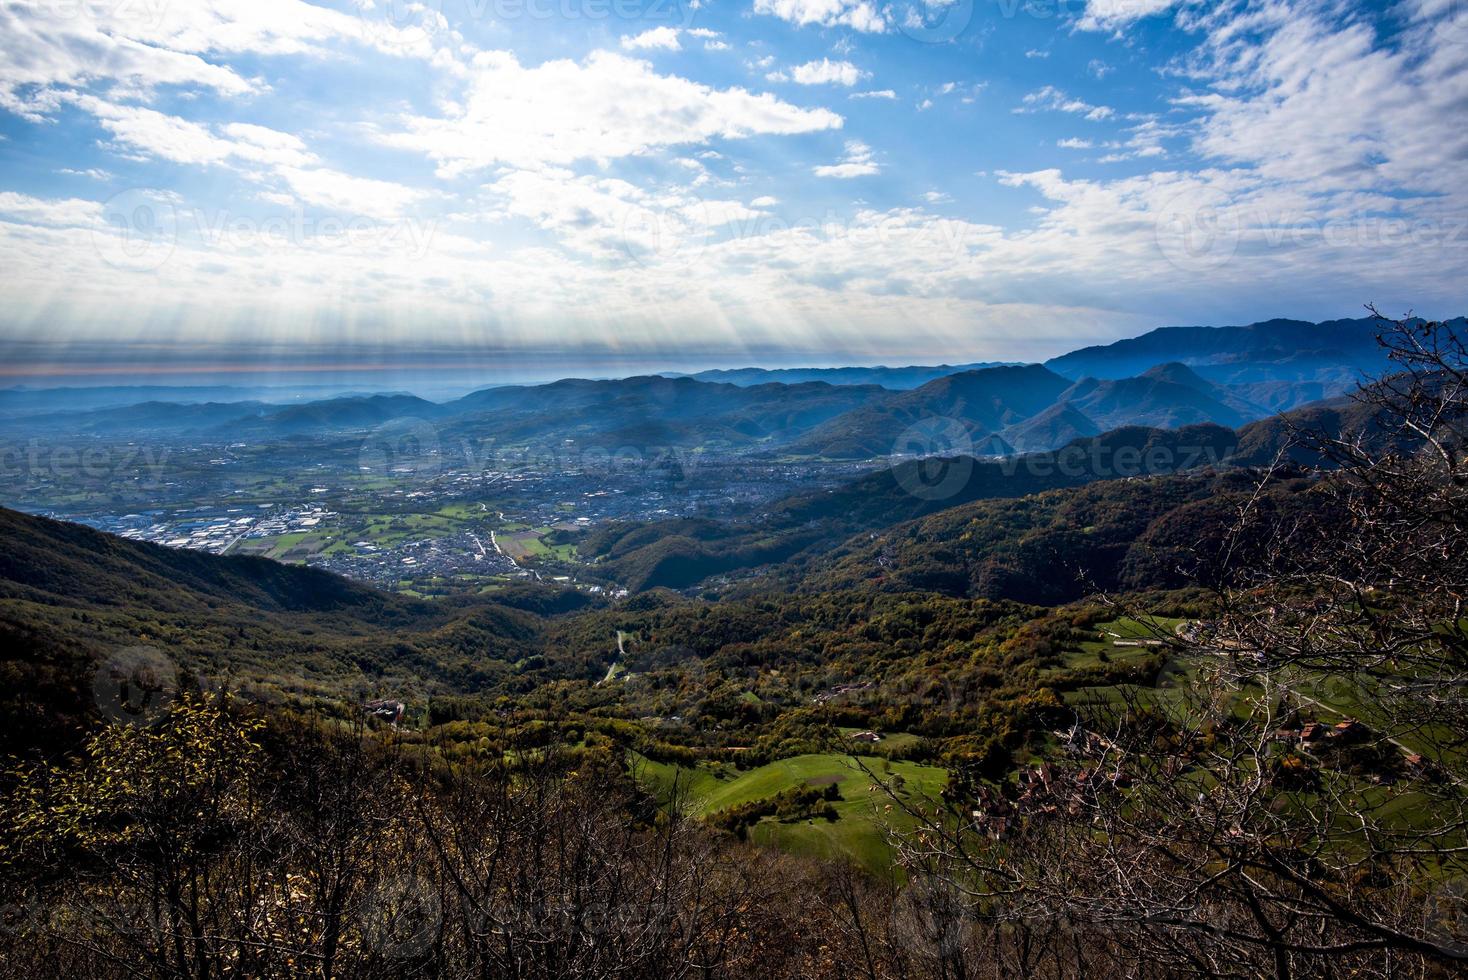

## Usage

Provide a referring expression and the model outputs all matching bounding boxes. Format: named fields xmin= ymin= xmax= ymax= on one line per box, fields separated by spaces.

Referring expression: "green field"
xmin=633 ymin=752 xmax=947 ymax=875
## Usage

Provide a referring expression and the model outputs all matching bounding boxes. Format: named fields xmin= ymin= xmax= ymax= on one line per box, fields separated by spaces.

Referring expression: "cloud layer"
xmin=0 ymin=0 xmax=1464 ymax=370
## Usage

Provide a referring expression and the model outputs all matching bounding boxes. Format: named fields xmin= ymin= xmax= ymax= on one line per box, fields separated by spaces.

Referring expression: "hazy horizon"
xmin=2 ymin=307 xmax=1448 ymax=401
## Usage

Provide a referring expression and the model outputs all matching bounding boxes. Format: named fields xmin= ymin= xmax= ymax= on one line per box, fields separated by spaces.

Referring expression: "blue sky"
xmin=0 ymin=0 xmax=1465 ymax=384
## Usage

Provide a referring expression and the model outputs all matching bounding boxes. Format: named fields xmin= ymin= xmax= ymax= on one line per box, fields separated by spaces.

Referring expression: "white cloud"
xmin=0 ymin=191 xmax=102 ymax=228
xmin=1 ymin=0 xmax=1464 ymax=368
xmin=785 ymin=59 xmax=868 ymax=86
xmin=0 ymin=0 xmax=439 ymax=119
xmin=1025 ymin=49 xmax=1050 ymax=59
xmin=68 ymin=97 xmax=423 ymax=219
xmin=1181 ymin=1 xmax=1467 ymax=200
xmin=814 ymin=139 xmax=879 ymax=178
xmin=1078 ymin=0 xmax=1177 ymax=31
xmin=621 ymin=27 xmax=681 ymax=50
xmin=77 ymin=98 xmax=252 ymax=167
xmin=274 ymin=167 xmax=426 ymax=221
xmin=220 ymin=122 xmax=319 ymax=169
xmin=753 ymin=0 xmax=887 ymax=32
xmin=1016 ymin=86 xmax=1114 ymax=120
xmin=57 ymin=168 xmax=115 ymax=181
xmin=967 ymin=0 xmax=1468 ymax=318
xmin=383 ymin=50 xmax=843 ymax=174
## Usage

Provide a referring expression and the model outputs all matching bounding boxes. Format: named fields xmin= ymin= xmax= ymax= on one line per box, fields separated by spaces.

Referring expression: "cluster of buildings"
xmin=88 ymin=503 xmax=325 ymax=555
xmin=1276 ymin=717 xmax=1371 ymax=745
xmin=311 ymin=529 xmax=521 ymax=589
xmin=812 ymin=682 xmax=876 ymax=705
xmin=968 ymin=762 xmax=1135 ymax=838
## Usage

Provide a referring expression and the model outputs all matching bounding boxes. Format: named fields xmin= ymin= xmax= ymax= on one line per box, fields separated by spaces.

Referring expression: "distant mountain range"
xmin=1 ymin=315 xmax=1449 ymax=457
xmin=572 ymin=378 xmax=1404 ymax=595
xmin=673 ymin=362 xmax=1015 ymax=389
xmin=1042 ymin=316 xmax=1411 ymax=383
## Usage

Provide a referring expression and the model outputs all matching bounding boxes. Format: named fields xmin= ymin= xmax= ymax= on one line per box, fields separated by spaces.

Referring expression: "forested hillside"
xmin=581 ymin=423 xmax=1241 ymax=590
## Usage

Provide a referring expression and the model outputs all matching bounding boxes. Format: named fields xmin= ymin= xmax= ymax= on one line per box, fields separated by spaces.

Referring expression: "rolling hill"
xmin=581 ymin=422 xmax=1242 ymax=591
xmin=787 ymin=364 xmax=1075 ymax=459
xmin=0 ymin=506 xmax=581 ymax=756
xmin=438 ymin=376 xmax=886 ymax=450
xmin=801 ymin=470 xmax=1330 ymax=604
xmin=232 ymin=394 xmax=445 ymax=434
xmin=1056 ymin=373 xmax=1249 ymax=431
